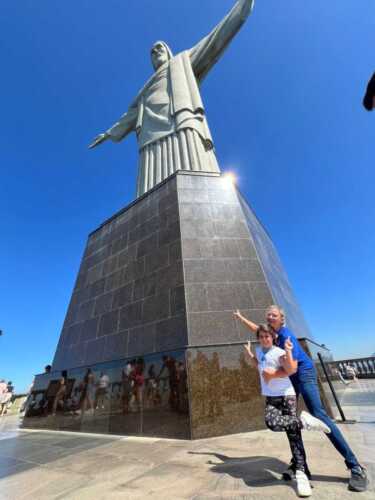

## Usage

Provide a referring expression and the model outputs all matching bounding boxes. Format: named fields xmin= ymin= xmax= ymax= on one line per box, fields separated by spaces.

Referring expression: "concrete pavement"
xmin=0 ymin=381 xmax=374 ymax=500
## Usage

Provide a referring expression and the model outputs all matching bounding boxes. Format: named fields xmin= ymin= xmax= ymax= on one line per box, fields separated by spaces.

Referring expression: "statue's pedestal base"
xmin=22 ymin=171 xmax=331 ymax=439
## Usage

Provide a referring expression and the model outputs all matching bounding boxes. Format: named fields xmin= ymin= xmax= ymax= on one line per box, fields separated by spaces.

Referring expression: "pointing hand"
xmin=244 ymin=340 xmax=254 ymax=359
xmin=233 ymin=309 xmax=242 ymax=321
xmin=285 ymin=337 xmax=293 ymax=352
xmin=88 ymin=133 xmax=109 ymax=149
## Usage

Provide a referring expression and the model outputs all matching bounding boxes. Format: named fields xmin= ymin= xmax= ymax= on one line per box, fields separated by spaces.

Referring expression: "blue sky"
xmin=1 ymin=0 xmax=374 ymax=392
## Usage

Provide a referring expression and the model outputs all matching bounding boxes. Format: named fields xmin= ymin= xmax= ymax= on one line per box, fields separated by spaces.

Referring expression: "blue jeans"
xmin=294 ymin=370 xmax=359 ymax=470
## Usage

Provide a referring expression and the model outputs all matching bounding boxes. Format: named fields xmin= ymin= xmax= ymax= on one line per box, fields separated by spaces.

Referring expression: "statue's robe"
xmin=106 ymin=0 xmax=253 ymax=196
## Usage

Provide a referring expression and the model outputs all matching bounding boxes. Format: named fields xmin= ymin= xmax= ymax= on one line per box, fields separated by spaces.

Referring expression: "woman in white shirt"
xmin=244 ymin=324 xmax=330 ymax=498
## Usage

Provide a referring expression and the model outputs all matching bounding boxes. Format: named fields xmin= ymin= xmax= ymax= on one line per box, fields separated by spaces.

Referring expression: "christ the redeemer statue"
xmin=89 ymin=0 xmax=255 ymax=197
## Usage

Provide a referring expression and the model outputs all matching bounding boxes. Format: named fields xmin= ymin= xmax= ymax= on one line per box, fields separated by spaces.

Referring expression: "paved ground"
xmin=0 ymin=381 xmax=374 ymax=500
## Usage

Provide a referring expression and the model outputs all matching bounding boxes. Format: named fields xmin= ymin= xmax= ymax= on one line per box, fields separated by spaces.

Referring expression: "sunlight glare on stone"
xmin=222 ymin=172 xmax=237 ymax=187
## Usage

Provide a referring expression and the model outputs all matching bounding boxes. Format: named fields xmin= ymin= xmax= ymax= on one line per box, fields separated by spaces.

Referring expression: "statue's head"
xmin=151 ymin=41 xmax=173 ymax=70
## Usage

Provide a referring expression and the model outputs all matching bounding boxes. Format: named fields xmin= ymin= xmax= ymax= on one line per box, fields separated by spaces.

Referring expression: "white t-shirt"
xmin=256 ymin=346 xmax=295 ymax=397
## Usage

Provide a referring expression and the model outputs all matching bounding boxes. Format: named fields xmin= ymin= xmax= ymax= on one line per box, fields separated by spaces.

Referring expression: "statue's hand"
xmin=88 ymin=133 xmax=109 ymax=149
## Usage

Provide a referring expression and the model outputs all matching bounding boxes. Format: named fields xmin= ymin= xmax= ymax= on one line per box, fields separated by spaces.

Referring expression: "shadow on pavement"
xmin=189 ymin=451 xmax=347 ymax=488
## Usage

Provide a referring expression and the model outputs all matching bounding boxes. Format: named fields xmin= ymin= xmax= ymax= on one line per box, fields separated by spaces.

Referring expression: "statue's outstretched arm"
xmin=89 ymin=102 xmax=138 ymax=149
xmin=189 ymin=0 xmax=255 ymax=82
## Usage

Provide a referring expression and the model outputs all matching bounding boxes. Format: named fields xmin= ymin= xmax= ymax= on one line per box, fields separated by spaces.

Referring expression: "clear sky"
xmin=1 ymin=1 xmax=374 ymax=392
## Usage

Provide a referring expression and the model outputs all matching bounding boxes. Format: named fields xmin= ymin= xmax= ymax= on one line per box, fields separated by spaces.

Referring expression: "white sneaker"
xmin=295 ymin=470 xmax=312 ymax=497
xmin=300 ymin=411 xmax=331 ymax=433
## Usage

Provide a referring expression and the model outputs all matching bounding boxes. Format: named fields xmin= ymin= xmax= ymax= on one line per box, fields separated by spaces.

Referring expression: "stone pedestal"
xmin=22 ymin=172 xmax=328 ymax=439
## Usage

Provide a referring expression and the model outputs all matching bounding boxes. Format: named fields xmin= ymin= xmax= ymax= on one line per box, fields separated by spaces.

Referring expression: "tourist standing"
xmin=95 ymin=372 xmax=110 ymax=410
xmin=52 ymin=370 xmax=68 ymax=416
xmin=244 ymin=324 xmax=331 ymax=497
xmin=234 ymin=305 xmax=368 ymax=492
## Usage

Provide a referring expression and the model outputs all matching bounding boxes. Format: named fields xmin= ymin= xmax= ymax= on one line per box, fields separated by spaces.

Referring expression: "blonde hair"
xmin=266 ymin=305 xmax=286 ymax=326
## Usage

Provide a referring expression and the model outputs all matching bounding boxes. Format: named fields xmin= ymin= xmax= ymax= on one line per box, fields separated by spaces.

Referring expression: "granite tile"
xmin=104 ymin=269 xmax=123 ymax=292
xmin=80 ymin=317 xmax=99 ymax=342
xmin=89 ymin=278 xmax=106 ymax=299
xmin=236 ymin=238 xmax=258 ymax=259
xmin=188 ymin=311 xmax=239 ymax=345
xmin=171 ymin=286 xmax=185 ymax=315
xmin=159 ymin=221 xmax=180 ymax=246
xmin=98 ymin=310 xmax=119 ymax=337
xmin=137 ymin=233 xmax=159 ymax=259
xmin=181 ymin=239 xmax=201 ymax=259
xmin=169 ymin=240 xmax=182 ymax=263
xmin=185 ymin=284 xmax=209 ymax=312
xmin=94 ymin=291 xmax=114 ymax=316
xmin=118 ymin=243 xmax=138 ymax=268
xmin=184 ymin=260 xmax=228 ymax=283
xmin=78 ymin=299 xmax=95 ymax=322
xmin=155 ymin=315 xmax=188 ymax=351
xmin=180 ymin=219 xmax=216 ymax=239
xmin=85 ymin=337 xmax=106 ymax=365
xmin=206 ymin=283 xmax=254 ymax=311
xmin=145 ymin=246 xmax=169 ymax=274
xmin=104 ymin=331 xmax=128 ymax=361
xmin=178 ymin=203 xmax=212 ymax=221
xmin=249 ymin=282 xmax=274 ymax=308
xmin=64 ymin=323 xmax=82 ymax=346
xmin=128 ymin=323 xmax=156 ymax=357
xmin=119 ymin=301 xmax=143 ymax=330
xmin=208 ymin=187 xmax=237 ymax=204
xmin=143 ymin=291 xmax=170 ymax=323
xmin=102 ymin=255 xmax=118 ymax=277
xmin=178 ymin=189 xmax=210 ymax=204
xmin=112 ymin=283 xmax=134 ymax=309
xmin=123 ymin=258 xmax=145 ymax=284
xmin=110 ymin=234 xmax=128 ymax=256
xmin=156 ymin=261 xmax=184 ymax=290
xmin=225 ymin=259 xmax=264 ymax=282
xmin=213 ymin=219 xmax=249 ymax=238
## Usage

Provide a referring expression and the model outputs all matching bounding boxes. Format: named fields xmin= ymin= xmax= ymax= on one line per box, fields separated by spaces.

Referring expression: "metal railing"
xmin=326 ymin=357 xmax=375 ymax=379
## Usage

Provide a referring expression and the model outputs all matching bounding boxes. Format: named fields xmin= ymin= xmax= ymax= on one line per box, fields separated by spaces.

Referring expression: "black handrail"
xmin=317 ymin=352 xmax=347 ymax=422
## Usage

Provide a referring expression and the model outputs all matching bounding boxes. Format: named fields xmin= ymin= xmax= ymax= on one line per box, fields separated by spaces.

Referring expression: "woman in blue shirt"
xmin=234 ymin=305 xmax=368 ymax=493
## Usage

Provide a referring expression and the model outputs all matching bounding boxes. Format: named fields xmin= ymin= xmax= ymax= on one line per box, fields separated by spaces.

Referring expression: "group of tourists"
xmin=234 ymin=305 xmax=368 ymax=496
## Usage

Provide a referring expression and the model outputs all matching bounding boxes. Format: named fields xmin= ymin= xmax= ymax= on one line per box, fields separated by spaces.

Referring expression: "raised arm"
xmin=233 ymin=309 xmax=259 ymax=333
xmin=189 ymin=0 xmax=255 ymax=82
xmin=243 ymin=340 xmax=258 ymax=368
xmin=89 ymin=101 xmax=138 ymax=149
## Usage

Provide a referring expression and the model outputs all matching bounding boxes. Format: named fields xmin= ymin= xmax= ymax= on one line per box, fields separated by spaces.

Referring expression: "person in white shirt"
xmin=95 ymin=372 xmax=110 ymax=410
xmin=244 ymin=324 xmax=330 ymax=498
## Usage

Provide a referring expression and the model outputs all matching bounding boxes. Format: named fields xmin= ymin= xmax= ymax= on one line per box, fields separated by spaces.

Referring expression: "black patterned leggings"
xmin=265 ymin=396 xmax=307 ymax=472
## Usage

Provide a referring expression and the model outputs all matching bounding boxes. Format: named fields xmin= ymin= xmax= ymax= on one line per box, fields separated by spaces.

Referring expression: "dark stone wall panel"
xmin=24 ymin=348 xmax=190 ymax=439
xmin=188 ymin=311 xmax=240 ymax=345
xmin=98 ymin=310 xmax=119 ymax=337
xmin=103 ymin=331 xmax=128 ymax=362
xmin=80 ymin=318 xmax=99 ymax=343
xmin=52 ymin=176 xmax=187 ymax=371
xmin=186 ymin=344 xmax=264 ymax=439
xmin=113 ymin=283 xmax=134 ymax=309
xmin=119 ymin=301 xmax=143 ymax=330
xmin=178 ymin=173 xmax=310 ymax=347
xmin=155 ymin=315 xmax=188 ymax=352
xmin=238 ymin=192 xmax=312 ymax=339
